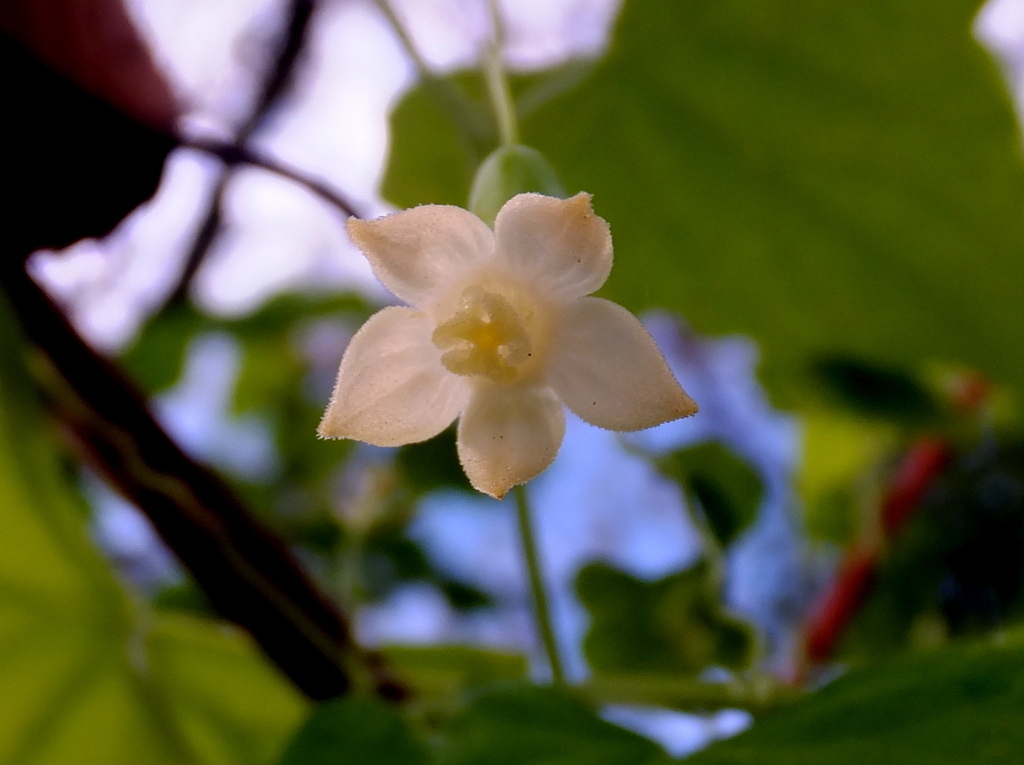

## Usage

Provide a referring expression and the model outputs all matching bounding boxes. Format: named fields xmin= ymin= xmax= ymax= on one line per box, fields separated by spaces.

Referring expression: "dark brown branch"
xmin=1 ymin=263 xmax=368 ymax=702
xmin=166 ymin=174 xmax=229 ymax=306
xmin=244 ymin=0 xmax=317 ymax=137
xmin=2 ymin=10 xmax=405 ymax=704
xmin=169 ymin=0 xmax=323 ymax=304
xmin=184 ymin=139 xmax=366 ymax=220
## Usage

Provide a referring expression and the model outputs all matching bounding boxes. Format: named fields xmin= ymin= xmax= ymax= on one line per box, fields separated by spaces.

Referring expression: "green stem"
xmin=513 ymin=484 xmax=565 ymax=685
xmin=484 ymin=47 xmax=519 ymax=146
xmin=484 ymin=0 xmax=520 ymax=146
xmin=685 ymin=488 xmax=726 ymax=589
xmin=372 ymin=0 xmax=432 ymax=78
xmin=372 ymin=0 xmax=491 ymax=152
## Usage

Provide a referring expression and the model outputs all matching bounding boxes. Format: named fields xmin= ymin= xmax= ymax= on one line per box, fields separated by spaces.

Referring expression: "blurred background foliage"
xmin=384 ymin=0 xmax=1024 ymax=406
xmin=0 ymin=293 xmax=306 ymax=764
xmin=3 ymin=0 xmax=1024 ymax=762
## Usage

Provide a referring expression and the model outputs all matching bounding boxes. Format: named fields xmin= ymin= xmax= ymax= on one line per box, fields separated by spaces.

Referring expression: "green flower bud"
xmin=469 ymin=144 xmax=566 ymax=226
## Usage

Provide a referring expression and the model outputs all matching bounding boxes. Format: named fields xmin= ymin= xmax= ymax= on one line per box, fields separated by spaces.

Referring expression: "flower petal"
xmin=347 ymin=206 xmax=494 ymax=310
xmin=319 ymin=307 xmax=470 ymax=446
xmin=457 ymin=384 xmax=566 ymax=499
xmin=548 ymin=298 xmax=697 ymax=431
xmin=493 ymin=192 xmax=612 ymax=299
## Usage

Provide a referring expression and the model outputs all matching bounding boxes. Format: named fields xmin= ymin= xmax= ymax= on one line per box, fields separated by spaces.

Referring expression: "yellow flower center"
xmin=432 ymin=285 xmax=533 ymax=383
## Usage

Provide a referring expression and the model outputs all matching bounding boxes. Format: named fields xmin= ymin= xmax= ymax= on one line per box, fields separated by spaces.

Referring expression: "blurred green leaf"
xmin=120 ymin=293 xmax=363 ymax=533
xmin=797 ymin=412 xmax=895 ymax=544
xmin=383 ymin=72 xmax=491 ymax=209
xmin=361 ymin=531 xmax=433 ymax=594
xmin=576 ymin=561 xmax=756 ymax=676
xmin=152 ymin=582 xmax=214 ymax=616
xmin=226 ymin=293 xmax=368 ymax=421
xmin=121 ymin=292 xmax=370 ymax=397
xmin=205 ymin=294 xmax=361 ymax=521
xmin=145 ymin=615 xmax=307 ymax=764
xmin=439 ymin=579 xmax=492 ymax=611
xmin=232 ymin=332 xmax=298 ymax=417
xmin=396 ymin=429 xmax=472 ymax=494
xmin=384 ymin=0 xmax=1024 ymax=401
xmin=360 ymin=529 xmax=492 ymax=611
xmin=381 ymin=646 xmax=527 ymax=704
xmin=0 ymin=296 xmax=305 ymax=764
xmin=689 ymin=632 xmax=1024 ymax=764
xmin=811 ymin=355 xmax=940 ymax=423
xmin=225 ymin=293 xmax=371 ymax=339
xmin=840 ymin=440 xmax=1024 ymax=657
xmin=658 ymin=442 xmax=763 ymax=547
xmin=121 ymin=301 xmax=206 ymax=393
xmin=276 ymin=696 xmax=427 ymax=765
xmin=435 ymin=684 xmax=670 ymax=765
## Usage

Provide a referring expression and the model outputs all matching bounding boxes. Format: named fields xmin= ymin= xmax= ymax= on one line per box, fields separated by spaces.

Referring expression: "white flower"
xmin=319 ymin=193 xmax=697 ymax=498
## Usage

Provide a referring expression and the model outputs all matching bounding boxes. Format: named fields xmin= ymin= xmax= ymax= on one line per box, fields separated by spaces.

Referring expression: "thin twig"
xmin=483 ymin=0 xmax=519 ymax=146
xmin=166 ymin=175 xmax=227 ymax=306
xmin=168 ymin=0 xmax=321 ymax=304
xmin=244 ymin=0 xmax=317 ymax=136
xmin=486 ymin=0 xmax=507 ymax=50
xmin=183 ymin=139 xmax=366 ymax=220
xmin=371 ymin=0 xmax=433 ymax=81
xmin=483 ymin=45 xmax=518 ymax=147
xmin=372 ymin=0 xmax=494 ymax=155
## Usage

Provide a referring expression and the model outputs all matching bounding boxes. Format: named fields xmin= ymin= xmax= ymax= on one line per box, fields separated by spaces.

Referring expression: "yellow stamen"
xmin=432 ymin=286 xmax=532 ymax=383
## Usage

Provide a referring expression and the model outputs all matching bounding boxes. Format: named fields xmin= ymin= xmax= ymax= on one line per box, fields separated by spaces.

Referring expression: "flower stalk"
xmin=484 ymin=0 xmax=519 ymax=147
xmin=514 ymin=484 xmax=565 ymax=686
xmin=484 ymin=43 xmax=519 ymax=147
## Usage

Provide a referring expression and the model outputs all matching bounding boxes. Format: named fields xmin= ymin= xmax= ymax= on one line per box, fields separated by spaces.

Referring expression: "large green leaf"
xmin=0 ymin=295 xmax=306 ymax=764
xmin=383 ymin=0 xmax=1024 ymax=402
xmin=434 ymin=684 xmax=670 ymax=765
xmin=276 ymin=696 xmax=427 ymax=765
xmin=688 ymin=632 xmax=1024 ymax=764
xmin=276 ymin=681 xmax=670 ymax=765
